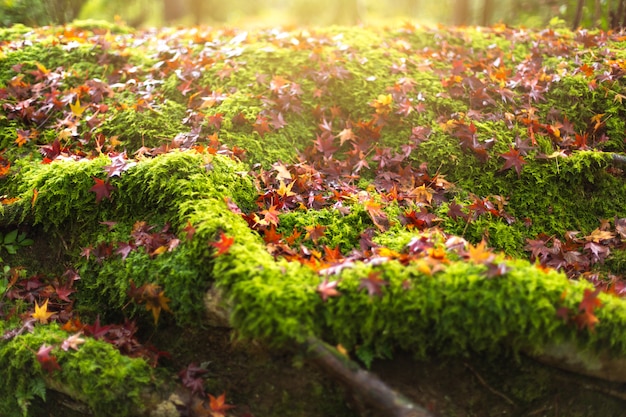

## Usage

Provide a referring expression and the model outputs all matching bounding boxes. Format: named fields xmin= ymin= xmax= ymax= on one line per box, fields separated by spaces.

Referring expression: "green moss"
xmin=0 ymin=42 xmax=118 ymax=84
xmin=69 ymin=19 xmax=134 ymax=34
xmin=97 ymin=99 xmax=187 ymax=150
xmin=5 ymin=24 xmax=626 ymax=415
xmin=0 ymin=325 xmax=155 ymax=417
xmin=0 ymin=23 xmax=34 ymax=41
xmin=14 ymin=156 xmax=111 ymax=228
xmin=277 ymin=204 xmax=374 ymax=252
xmin=604 ymin=248 xmax=626 ymax=275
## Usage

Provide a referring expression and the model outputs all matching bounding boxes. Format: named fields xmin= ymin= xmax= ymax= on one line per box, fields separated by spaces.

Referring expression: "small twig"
xmin=304 ymin=336 xmax=434 ymax=417
xmin=464 ymin=362 xmax=516 ymax=406
xmin=527 ymin=406 xmax=550 ymax=415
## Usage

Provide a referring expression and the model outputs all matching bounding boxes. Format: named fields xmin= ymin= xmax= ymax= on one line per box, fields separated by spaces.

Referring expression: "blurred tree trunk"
xmin=481 ymin=0 xmax=494 ymax=26
xmin=189 ymin=0 xmax=202 ymax=25
xmin=594 ymin=0 xmax=602 ymax=26
xmin=163 ymin=0 xmax=186 ymax=24
xmin=397 ymin=0 xmax=420 ymax=18
xmin=333 ymin=0 xmax=363 ymax=25
xmin=48 ymin=0 xmax=87 ymax=24
xmin=572 ymin=0 xmax=585 ymax=29
xmin=611 ymin=0 xmax=623 ymax=27
xmin=454 ymin=0 xmax=471 ymax=25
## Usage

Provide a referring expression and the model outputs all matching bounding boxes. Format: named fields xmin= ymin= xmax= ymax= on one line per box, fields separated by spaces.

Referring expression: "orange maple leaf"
xmin=466 ymin=240 xmax=495 ymax=264
xmin=0 ymin=162 xmax=11 ymax=177
xmin=208 ymin=392 xmax=235 ymax=417
xmin=579 ymin=288 xmax=602 ymax=312
xmin=129 ymin=282 xmax=172 ymax=325
xmin=144 ymin=288 xmax=171 ymax=325
xmin=210 ymin=232 xmax=234 ymax=256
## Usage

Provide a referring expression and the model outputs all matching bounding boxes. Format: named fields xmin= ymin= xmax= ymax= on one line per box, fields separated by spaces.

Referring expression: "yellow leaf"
xmin=151 ymin=245 xmax=168 ymax=257
xmin=32 ymin=299 xmax=54 ymax=324
xmin=415 ymin=259 xmax=432 ymax=276
xmin=35 ymin=62 xmax=49 ymax=75
xmin=376 ymin=247 xmax=400 ymax=259
xmin=31 ymin=188 xmax=38 ymax=208
xmin=467 ymin=240 xmax=494 ymax=264
xmin=276 ymin=180 xmax=295 ymax=198
xmin=336 ymin=344 xmax=349 ymax=357
xmin=585 ymin=228 xmax=614 ymax=242
xmin=70 ymin=97 xmax=88 ymax=118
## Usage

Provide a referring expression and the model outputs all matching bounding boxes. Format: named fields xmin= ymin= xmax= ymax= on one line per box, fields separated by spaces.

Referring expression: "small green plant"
xmin=0 ymin=230 xmax=33 ymax=255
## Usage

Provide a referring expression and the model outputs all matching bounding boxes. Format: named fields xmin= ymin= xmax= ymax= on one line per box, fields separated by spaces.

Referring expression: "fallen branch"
xmin=464 ymin=362 xmax=516 ymax=406
xmin=612 ymin=153 xmax=626 ymax=167
xmin=302 ymin=336 xmax=434 ymax=417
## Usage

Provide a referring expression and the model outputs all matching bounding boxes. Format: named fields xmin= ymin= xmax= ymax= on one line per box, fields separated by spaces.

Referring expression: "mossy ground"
xmin=1 ymin=20 xmax=626 ymax=417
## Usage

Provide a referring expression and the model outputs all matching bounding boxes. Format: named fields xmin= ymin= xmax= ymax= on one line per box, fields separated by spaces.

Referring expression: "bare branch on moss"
xmin=464 ymin=362 xmax=516 ymax=406
xmin=303 ymin=336 xmax=434 ymax=417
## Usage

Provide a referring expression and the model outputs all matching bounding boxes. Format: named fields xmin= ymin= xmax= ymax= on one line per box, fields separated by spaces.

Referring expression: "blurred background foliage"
xmin=0 ymin=0 xmax=624 ymax=29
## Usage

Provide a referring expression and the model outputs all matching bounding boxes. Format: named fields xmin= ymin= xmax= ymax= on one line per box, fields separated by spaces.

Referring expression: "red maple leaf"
xmin=579 ymin=288 xmax=602 ymax=315
xmin=183 ymin=220 xmax=196 ymax=241
xmin=499 ymin=146 xmax=527 ymax=177
xmin=36 ymin=344 xmax=61 ymax=374
xmin=313 ymin=132 xmax=339 ymax=157
xmin=89 ymin=177 xmax=115 ymax=203
xmin=570 ymin=288 xmax=603 ymax=331
xmin=103 ymin=153 xmax=131 ymax=178
xmin=84 ymin=315 xmax=113 ymax=340
xmin=210 ymin=232 xmax=234 ymax=256
xmin=116 ymin=241 xmax=135 ymax=260
xmin=253 ymin=115 xmax=271 ymax=137
xmin=447 ymin=202 xmax=469 ymax=221
xmin=304 ymin=224 xmax=326 ymax=244
xmin=54 ymin=280 xmax=76 ymax=303
xmin=358 ymin=272 xmax=389 ymax=297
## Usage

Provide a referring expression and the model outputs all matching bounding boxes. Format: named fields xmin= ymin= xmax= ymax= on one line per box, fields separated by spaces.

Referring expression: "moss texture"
xmin=2 ymin=21 xmax=626 ymax=416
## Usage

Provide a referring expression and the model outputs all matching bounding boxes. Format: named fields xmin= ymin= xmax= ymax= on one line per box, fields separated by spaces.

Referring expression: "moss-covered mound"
xmin=2 ymin=20 xmax=626 ymax=416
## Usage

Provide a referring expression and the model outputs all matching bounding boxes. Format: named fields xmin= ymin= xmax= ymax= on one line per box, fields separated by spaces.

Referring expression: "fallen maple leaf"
xmin=210 ymin=231 xmax=234 ymax=256
xmin=32 ymin=299 xmax=54 ymax=324
xmin=499 ymin=146 xmax=527 ymax=177
xmin=54 ymin=280 xmax=76 ymax=303
xmin=89 ymin=177 xmax=115 ymax=203
xmin=466 ymin=240 xmax=495 ymax=264
xmin=304 ymin=224 xmax=326 ymax=243
xmin=143 ymin=285 xmax=172 ymax=325
xmin=183 ymin=220 xmax=196 ymax=241
xmin=128 ymin=281 xmax=172 ymax=324
xmin=61 ymin=332 xmax=86 ymax=351
xmin=317 ymin=278 xmax=341 ymax=302
xmin=36 ymin=344 xmax=61 ymax=373
xmin=69 ymin=96 xmax=88 ymax=118
xmin=579 ymin=288 xmax=602 ymax=315
xmin=208 ymin=392 xmax=235 ymax=417
xmin=260 ymin=205 xmax=281 ymax=226
xmin=358 ymin=272 xmax=389 ymax=297
xmin=179 ymin=362 xmax=208 ymax=396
